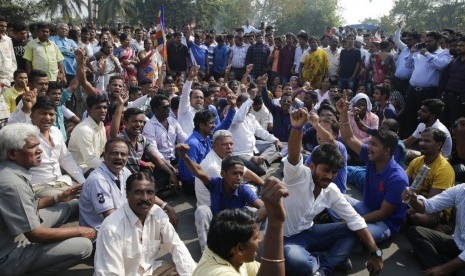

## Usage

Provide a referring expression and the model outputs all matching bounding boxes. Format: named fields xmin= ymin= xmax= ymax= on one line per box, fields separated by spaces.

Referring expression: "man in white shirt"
xmin=95 ymin=172 xmax=196 ymax=276
xmin=403 ymin=99 xmax=452 ymax=158
xmin=283 ymin=108 xmax=383 ymax=276
xmin=242 ymin=19 xmax=259 ymax=35
xmin=68 ymin=93 xmax=108 ymax=175
xmin=26 ymin=96 xmax=84 ymax=198
xmin=324 ymin=36 xmax=341 ymax=81
xmin=231 ymin=93 xmax=282 ymax=176
xmin=228 ymin=35 xmax=249 ymax=80
xmin=178 ymin=65 xmax=203 ymax=136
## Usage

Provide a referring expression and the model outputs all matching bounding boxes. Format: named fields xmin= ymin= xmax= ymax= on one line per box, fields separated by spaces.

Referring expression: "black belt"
xmin=411 ymin=86 xmax=436 ymax=92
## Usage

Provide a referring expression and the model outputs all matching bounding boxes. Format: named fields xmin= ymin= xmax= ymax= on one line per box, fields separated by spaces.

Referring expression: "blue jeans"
xmin=284 ymin=222 xmax=358 ymax=275
xmin=339 ymin=77 xmax=355 ymax=90
xmin=345 ymin=196 xmax=392 ymax=243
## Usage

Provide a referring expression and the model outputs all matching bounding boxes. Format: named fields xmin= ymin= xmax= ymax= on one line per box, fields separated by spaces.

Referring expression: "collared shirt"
xmin=294 ymin=44 xmax=310 ymax=73
xmin=360 ymin=144 xmax=408 ymax=234
xmin=412 ymin=119 xmax=452 ymax=157
xmin=50 ymin=36 xmax=78 ymax=75
xmin=324 ymin=47 xmax=341 ymax=78
xmin=245 ymin=42 xmax=270 ymax=76
xmin=95 ymin=203 xmax=196 ymax=276
xmin=229 ymin=44 xmax=249 ymax=68
xmin=178 ymin=130 xmax=212 ymax=183
xmin=118 ymin=130 xmax=163 ymax=174
xmin=209 ymin=177 xmax=258 ymax=216
xmin=278 ymin=45 xmax=295 ymax=77
xmin=0 ymin=161 xmax=40 ymax=261
xmin=418 ymin=184 xmax=465 ymax=261
xmin=23 ymin=38 xmax=64 ymax=81
xmin=282 ymin=156 xmax=367 ymax=237
xmin=68 ymin=116 xmax=107 ymax=173
xmin=193 ymin=247 xmax=260 ymax=276
xmin=79 ymin=163 xmax=131 ymax=230
xmin=212 ymin=44 xmax=229 ymax=73
xmin=393 ymin=28 xmax=413 ymax=80
xmin=231 ymin=98 xmax=277 ymax=156
xmin=30 ymin=126 xmax=85 ymax=186
xmin=242 ymin=25 xmax=259 ymax=34
xmin=142 ymin=115 xmax=187 ymax=161
xmin=3 ymin=86 xmax=22 ymax=112
xmin=443 ymin=57 xmax=465 ymax=94
xmin=178 ymin=80 xmax=236 ymax=137
xmin=261 ymin=87 xmax=291 ymax=142
xmin=406 ymin=47 xmax=452 ymax=88
xmin=195 ymin=151 xmax=249 ymax=207
xmin=0 ymin=34 xmax=17 ymax=85
xmin=0 ymin=91 xmax=10 ymax=121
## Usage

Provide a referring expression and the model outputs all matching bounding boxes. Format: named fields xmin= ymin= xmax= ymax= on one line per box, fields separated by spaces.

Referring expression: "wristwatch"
xmin=370 ymin=248 xmax=383 ymax=259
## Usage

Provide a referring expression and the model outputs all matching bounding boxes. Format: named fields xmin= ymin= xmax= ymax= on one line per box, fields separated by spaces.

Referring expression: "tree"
xmin=96 ymin=0 xmax=137 ymax=25
xmin=39 ymin=0 xmax=87 ymax=21
xmin=361 ymin=17 xmax=381 ymax=26
xmin=0 ymin=0 xmax=45 ymax=24
xmin=384 ymin=0 xmax=465 ymax=32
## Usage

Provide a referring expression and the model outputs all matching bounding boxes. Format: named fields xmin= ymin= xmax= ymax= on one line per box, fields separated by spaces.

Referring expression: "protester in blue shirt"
xmin=50 ymin=23 xmax=78 ymax=84
xmin=177 ymin=143 xmax=265 ymax=216
xmin=212 ymin=36 xmax=229 ymax=79
xmin=186 ymin=29 xmax=209 ymax=73
xmin=337 ymin=90 xmax=408 ymax=242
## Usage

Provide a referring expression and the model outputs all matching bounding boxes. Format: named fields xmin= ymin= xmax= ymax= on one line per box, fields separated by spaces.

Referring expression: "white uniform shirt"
xmin=282 ymin=156 xmax=367 ymax=237
xmin=79 ymin=163 xmax=131 ymax=230
xmin=95 ymin=203 xmax=196 ymax=276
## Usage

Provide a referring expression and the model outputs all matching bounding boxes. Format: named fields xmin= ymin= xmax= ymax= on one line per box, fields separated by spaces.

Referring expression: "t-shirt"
xmin=306 ymin=141 xmax=348 ymax=193
xmin=339 ymin=48 xmax=361 ymax=78
xmin=12 ymin=38 xmax=27 ymax=70
xmin=412 ymin=119 xmax=452 ymax=158
xmin=360 ymin=144 xmax=408 ymax=234
xmin=406 ymin=155 xmax=455 ymax=197
xmin=209 ymin=177 xmax=258 ymax=216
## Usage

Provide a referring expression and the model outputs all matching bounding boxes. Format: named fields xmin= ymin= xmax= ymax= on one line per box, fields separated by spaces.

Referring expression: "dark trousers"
xmin=441 ymin=92 xmax=465 ymax=129
xmin=231 ymin=67 xmax=246 ymax=81
xmin=401 ymin=86 xmax=437 ymax=139
xmin=407 ymin=226 xmax=465 ymax=275
xmin=393 ymin=77 xmax=410 ymax=96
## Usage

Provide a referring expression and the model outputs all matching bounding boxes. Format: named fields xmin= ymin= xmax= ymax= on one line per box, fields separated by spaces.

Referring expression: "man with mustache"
xmin=79 ymin=138 xmax=177 ymax=231
xmin=95 ymin=172 xmax=196 ymax=276
xmin=0 ymin=123 xmax=95 ymax=275
xmin=405 ymin=127 xmax=454 ymax=229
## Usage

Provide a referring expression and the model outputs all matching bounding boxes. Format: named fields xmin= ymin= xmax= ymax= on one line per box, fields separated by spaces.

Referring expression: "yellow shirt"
xmin=193 ymin=247 xmax=260 ymax=276
xmin=3 ymin=86 xmax=22 ymax=112
xmin=23 ymin=38 xmax=64 ymax=81
xmin=406 ymin=154 xmax=455 ymax=220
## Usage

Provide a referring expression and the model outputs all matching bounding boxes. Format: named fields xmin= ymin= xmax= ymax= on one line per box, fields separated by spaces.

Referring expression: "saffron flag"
xmin=154 ymin=5 xmax=167 ymax=60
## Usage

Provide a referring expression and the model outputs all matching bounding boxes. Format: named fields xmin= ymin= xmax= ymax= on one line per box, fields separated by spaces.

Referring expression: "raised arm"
xmin=336 ymin=90 xmax=363 ymax=155
xmin=257 ymin=177 xmax=288 ymax=276
xmin=109 ymin=92 xmax=128 ymax=138
xmin=75 ymin=48 xmax=97 ymax=96
xmin=176 ymin=143 xmax=210 ymax=186
xmin=288 ymin=107 xmax=309 ymax=165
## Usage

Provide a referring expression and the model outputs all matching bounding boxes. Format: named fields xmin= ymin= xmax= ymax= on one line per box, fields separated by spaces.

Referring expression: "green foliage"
xmin=0 ymin=0 xmax=45 ymax=24
xmin=372 ymin=0 xmax=465 ymax=33
xmin=39 ymin=0 xmax=87 ymax=21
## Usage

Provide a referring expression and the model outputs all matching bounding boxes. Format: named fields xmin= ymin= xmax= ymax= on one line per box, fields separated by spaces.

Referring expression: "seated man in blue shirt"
xmin=177 ymin=143 xmax=265 ymax=247
xmin=337 ymin=90 xmax=408 ymax=243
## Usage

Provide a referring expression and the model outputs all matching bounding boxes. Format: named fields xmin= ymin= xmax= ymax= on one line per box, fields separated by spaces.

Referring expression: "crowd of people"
xmin=1 ymin=14 xmax=465 ymax=276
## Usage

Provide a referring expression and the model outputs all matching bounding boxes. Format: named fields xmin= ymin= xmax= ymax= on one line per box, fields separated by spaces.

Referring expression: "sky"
xmin=339 ymin=0 xmax=394 ymax=24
